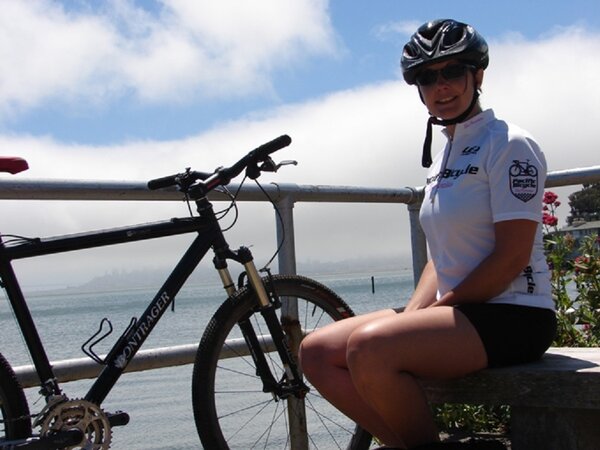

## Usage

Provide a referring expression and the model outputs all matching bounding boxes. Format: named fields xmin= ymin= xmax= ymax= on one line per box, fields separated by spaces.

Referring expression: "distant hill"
xmin=37 ymin=254 xmax=412 ymax=295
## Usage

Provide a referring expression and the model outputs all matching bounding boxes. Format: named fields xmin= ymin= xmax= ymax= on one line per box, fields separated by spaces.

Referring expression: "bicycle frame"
xmin=0 ymin=197 xmax=252 ymax=406
xmin=0 ymin=136 xmax=330 ymax=449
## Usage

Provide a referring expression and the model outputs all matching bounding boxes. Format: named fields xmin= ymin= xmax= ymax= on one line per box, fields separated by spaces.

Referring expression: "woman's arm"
xmin=434 ymin=219 xmax=538 ymax=307
xmin=404 ymin=259 xmax=439 ymax=311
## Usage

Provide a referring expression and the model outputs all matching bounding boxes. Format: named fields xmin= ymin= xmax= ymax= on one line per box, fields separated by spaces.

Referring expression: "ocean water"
xmin=0 ymin=270 xmax=414 ymax=449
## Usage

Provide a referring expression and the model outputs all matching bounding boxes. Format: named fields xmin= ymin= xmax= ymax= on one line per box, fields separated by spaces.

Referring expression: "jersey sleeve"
xmin=487 ymin=129 xmax=547 ymax=223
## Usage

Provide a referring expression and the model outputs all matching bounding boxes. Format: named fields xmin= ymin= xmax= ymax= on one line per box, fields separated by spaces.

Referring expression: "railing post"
xmin=275 ymin=194 xmax=297 ymax=276
xmin=407 ymin=200 xmax=428 ymax=287
xmin=273 ymin=193 xmax=308 ymax=448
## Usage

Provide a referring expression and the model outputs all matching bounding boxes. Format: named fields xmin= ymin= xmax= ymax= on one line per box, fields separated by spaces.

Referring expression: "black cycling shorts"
xmin=455 ymin=303 xmax=557 ymax=368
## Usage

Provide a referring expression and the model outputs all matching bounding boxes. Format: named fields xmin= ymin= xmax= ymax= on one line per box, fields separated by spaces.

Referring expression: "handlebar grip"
xmin=223 ymin=135 xmax=292 ymax=182
xmin=147 ymin=174 xmax=179 ymax=190
xmin=253 ymin=134 xmax=292 ymax=158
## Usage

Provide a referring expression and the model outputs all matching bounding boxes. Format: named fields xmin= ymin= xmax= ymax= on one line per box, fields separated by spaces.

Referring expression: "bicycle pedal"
xmin=14 ymin=429 xmax=84 ymax=449
xmin=107 ymin=410 xmax=130 ymax=427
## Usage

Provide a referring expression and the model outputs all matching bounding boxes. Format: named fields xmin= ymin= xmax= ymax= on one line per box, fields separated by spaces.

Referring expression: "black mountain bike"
xmin=0 ymin=136 xmax=373 ymax=449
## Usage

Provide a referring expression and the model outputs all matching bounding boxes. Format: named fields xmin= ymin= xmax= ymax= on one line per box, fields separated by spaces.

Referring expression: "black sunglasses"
xmin=415 ymin=63 xmax=475 ymax=87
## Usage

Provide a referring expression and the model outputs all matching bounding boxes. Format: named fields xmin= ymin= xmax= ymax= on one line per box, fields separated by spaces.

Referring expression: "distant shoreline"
xmin=23 ymin=261 xmax=414 ymax=297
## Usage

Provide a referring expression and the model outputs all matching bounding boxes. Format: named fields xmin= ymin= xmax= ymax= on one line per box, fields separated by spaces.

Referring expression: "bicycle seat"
xmin=0 ymin=156 xmax=29 ymax=174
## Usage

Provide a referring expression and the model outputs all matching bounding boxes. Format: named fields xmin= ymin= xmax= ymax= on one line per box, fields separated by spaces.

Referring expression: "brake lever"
xmin=246 ymin=158 xmax=298 ymax=180
xmin=259 ymin=159 xmax=298 ymax=173
xmin=276 ymin=160 xmax=298 ymax=170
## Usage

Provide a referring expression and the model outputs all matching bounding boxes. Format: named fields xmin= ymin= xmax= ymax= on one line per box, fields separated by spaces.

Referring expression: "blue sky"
xmin=1 ymin=0 xmax=599 ymax=288
xmin=4 ymin=0 xmax=600 ymax=144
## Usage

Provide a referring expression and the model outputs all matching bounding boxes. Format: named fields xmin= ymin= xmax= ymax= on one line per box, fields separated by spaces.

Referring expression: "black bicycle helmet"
xmin=401 ymin=20 xmax=489 ymax=167
xmin=401 ymin=19 xmax=488 ymax=85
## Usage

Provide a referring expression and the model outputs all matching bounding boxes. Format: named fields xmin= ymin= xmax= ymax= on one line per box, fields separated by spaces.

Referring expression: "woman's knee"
xmin=346 ymin=325 xmax=385 ymax=376
xmin=298 ymin=331 xmax=334 ymax=378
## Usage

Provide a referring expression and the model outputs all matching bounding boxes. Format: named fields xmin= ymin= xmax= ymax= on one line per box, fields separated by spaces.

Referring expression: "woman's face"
xmin=417 ymin=59 xmax=483 ymax=121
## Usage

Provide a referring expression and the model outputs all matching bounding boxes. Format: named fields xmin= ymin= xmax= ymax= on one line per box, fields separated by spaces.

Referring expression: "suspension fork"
xmin=236 ymin=248 xmax=307 ymax=398
xmin=241 ymin=260 xmax=311 ymax=450
xmin=238 ymin=298 xmax=308 ymax=398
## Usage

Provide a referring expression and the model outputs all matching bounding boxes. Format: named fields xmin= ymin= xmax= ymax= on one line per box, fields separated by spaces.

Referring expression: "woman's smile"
xmin=436 ymin=95 xmax=459 ymax=106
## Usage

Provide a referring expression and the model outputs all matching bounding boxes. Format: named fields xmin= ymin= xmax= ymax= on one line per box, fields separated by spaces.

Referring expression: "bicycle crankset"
xmin=37 ymin=398 xmax=112 ymax=449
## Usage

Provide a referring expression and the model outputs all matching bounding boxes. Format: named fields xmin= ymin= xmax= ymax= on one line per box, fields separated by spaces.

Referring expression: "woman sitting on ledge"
xmin=299 ymin=18 xmax=556 ymax=450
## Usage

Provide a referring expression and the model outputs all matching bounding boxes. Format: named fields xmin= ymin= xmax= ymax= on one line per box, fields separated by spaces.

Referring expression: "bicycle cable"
xmin=179 ymin=170 xmax=285 ymax=271
xmin=182 ymin=182 xmax=240 ymax=233
xmin=183 ymin=192 xmax=194 ymax=217
xmin=0 ymin=233 xmax=40 ymax=245
xmin=254 ymin=179 xmax=286 ymax=272
xmin=214 ymin=179 xmax=244 ymax=232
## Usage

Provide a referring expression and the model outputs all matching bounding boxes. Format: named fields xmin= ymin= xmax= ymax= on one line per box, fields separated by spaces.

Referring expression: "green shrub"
xmin=543 ymin=192 xmax=600 ymax=347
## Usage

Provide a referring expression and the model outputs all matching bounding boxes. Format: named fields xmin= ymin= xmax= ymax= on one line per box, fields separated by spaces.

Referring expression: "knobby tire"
xmin=191 ymin=275 xmax=373 ymax=449
xmin=0 ymin=352 xmax=31 ymax=444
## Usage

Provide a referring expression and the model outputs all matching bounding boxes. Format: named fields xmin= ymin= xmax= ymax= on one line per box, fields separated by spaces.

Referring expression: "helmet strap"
xmin=421 ymin=89 xmax=480 ymax=168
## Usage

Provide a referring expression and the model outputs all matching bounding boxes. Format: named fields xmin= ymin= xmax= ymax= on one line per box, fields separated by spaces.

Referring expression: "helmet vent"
xmin=400 ymin=19 xmax=488 ymax=85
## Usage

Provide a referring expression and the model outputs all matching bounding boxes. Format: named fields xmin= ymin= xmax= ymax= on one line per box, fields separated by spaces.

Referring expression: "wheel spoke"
xmin=192 ymin=275 xmax=372 ymax=449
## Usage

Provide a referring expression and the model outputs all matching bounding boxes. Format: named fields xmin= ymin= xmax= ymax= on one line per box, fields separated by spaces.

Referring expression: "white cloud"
xmin=1 ymin=81 xmax=424 ymax=192
xmin=0 ymin=0 xmax=338 ymax=118
xmin=0 ymin=80 xmax=421 ymax=287
xmin=374 ymin=19 xmax=422 ymax=41
xmin=2 ymin=23 xmax=600 ymax=288
xmin=484 ymin=26 xmax=600 ymax=171
xmin=0 ymin=1 xmax=117 ymax=115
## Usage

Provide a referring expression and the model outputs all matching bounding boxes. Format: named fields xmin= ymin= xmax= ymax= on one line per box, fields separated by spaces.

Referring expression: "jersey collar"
xmin=442 ymin=109 xmax=495 ymax=140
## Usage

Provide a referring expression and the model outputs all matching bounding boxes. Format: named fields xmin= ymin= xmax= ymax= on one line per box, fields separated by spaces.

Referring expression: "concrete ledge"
xmin=420 ymin=347 xmax=600 ymax=450
xmin=421 ymin=347 xmax=600 ymax=408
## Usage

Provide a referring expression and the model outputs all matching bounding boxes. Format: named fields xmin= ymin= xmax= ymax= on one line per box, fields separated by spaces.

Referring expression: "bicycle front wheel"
xmin=192 ymin=275 xmax=373 ymax=449
xmin=0 ymin=352 xmax=31 ymax=443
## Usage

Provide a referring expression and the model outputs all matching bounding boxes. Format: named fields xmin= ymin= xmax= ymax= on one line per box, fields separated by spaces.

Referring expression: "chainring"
xmin=39 ymin=398 xmax=112 ymax=449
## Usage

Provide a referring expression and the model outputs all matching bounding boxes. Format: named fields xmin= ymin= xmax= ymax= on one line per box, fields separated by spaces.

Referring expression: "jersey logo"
xmin=461 ymin=146 xmax=480 ymax=155
xmin=426 ymin=164 xmax=479 ymax=185
xmin=522 ymin=266 xmax=536 ymax=294
xmin=509 ymin=159 xmax=538 ymax=202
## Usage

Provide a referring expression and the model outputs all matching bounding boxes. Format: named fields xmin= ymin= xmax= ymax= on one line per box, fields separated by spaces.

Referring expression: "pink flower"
xmin=543 ymin=191 xmax=558 ymax=205
xmin=543 ymin=212 xmax=558 ymax=227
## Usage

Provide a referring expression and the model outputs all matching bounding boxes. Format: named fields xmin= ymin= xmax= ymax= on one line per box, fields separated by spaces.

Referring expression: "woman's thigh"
xmin=347 ymin=306 xmax=488 ymax=379
xmin=300 ymin=308 xmax=400 ymax=367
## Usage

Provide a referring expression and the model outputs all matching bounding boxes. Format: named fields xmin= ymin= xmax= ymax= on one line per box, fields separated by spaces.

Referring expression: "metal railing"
xmin=1 ymin=164 xmax=600 ymax=387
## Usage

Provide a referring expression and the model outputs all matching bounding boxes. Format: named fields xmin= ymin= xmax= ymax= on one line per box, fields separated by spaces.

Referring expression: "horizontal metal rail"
xmin=3 ymin=165 xmax=600 ymax=387
xmin=1 ymin=165 xmax=599 ymax=201
xmin=0 ymin=179 xmax=418 ymax=203
xmin=13 ymin=337 xmax=276 ymax=389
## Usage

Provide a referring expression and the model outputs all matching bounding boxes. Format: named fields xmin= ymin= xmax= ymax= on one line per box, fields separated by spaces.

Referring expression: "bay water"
xmin=1 ymin=270 xmax=414 ymax=449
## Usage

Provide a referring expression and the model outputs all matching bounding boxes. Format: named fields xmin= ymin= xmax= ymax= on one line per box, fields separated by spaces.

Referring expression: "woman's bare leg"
xmin=299 ymin=308 xmax=402 ymax=443
xmin=346 ymin=306 xmax=488 ymax=448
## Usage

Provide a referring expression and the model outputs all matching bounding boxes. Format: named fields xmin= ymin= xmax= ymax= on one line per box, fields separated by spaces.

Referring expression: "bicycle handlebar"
xmin=147 ymin=134 xmax=291 ymax=192
xmin=221 ymin=134 xmax=291 ymax=180
xmin=146 ymin=171 xmax=213 ymax=191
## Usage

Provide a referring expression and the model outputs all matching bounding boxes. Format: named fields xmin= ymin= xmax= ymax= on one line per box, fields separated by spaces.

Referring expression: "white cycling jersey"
xmin=419 ymin=109 xmax=554 ymax=310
